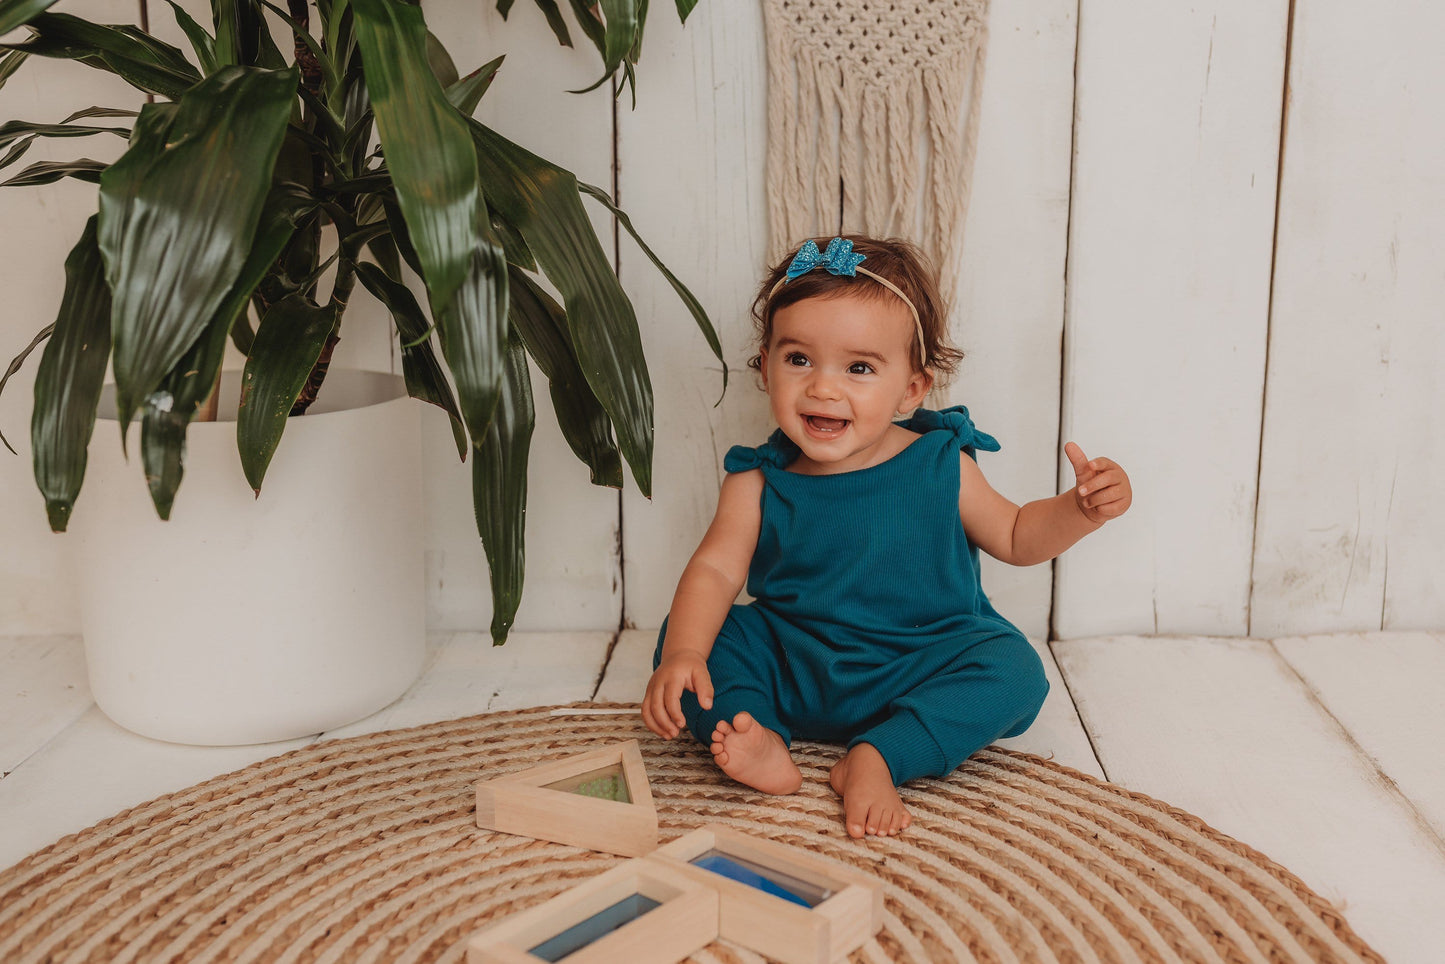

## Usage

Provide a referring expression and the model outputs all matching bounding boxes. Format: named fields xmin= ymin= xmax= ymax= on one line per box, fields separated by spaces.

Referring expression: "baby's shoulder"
xmin=715 ymin=466 xmax=764 ymax=520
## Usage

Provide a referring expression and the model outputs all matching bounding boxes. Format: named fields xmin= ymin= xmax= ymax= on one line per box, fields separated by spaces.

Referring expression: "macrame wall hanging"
xmin=763 ymin=0 xmax=990 ymax=302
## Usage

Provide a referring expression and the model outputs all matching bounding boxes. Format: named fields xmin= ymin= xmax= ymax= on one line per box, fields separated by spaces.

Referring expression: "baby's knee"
xmin=1000 ymin=639 xmax=1050 ymax=737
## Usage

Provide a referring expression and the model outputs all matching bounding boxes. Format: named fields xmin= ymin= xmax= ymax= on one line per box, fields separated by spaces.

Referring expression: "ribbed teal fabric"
xmin=655 ymin=406 xmax=1049 ymax=785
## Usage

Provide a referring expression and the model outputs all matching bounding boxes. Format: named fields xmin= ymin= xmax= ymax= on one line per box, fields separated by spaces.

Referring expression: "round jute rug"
xmin=0 ymin=704 xmax=1381 ymax=964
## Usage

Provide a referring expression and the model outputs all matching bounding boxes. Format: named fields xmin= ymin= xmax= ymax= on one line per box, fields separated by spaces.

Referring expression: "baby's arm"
xmin=641 ymin=468 xmax=764 ymax=739
xmin=957 ymin=442 xmax=1132 ymax=566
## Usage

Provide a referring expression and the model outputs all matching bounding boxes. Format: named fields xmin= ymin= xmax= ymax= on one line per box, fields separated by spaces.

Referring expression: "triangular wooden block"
xmin=475 ymin=740 xmax=659 ymax=857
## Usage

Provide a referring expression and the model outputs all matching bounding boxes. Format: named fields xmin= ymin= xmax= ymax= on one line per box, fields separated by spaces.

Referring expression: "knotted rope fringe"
xmin=765 ymin=0 xmax=989 ymax=302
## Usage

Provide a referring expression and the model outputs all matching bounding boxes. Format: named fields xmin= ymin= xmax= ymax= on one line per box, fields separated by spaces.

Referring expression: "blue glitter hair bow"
xmin=783 ymin=237 xmax=868 ymax=282
xmin=766 ymin=237 xmax=929 ymax=368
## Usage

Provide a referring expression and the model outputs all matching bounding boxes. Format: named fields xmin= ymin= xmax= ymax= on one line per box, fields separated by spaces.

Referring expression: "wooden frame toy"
xmin=466 ymin=858 xmax=718 ymax=964
xmin=475 ymin=741 xmax=658 ymax=857
xmin=647 ymin=824 xmax=883 ymax=964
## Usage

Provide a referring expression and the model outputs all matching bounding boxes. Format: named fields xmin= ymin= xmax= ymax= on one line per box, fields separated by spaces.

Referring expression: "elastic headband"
xmin=767 ymin=237 xmax=928 ymax=369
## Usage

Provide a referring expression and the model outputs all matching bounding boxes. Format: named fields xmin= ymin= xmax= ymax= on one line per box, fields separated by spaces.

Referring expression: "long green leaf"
xmin=213 ymin=0 xmax=274 ymax=68
xmin=578 ymin=180 xmax=724 ymax=397
xmin=0 ymin=119 xmax=130 ymax=150
xmin=1 ymin=158 xmax=106 ymax=185
xmin=598 ymin=0 xmax=638 ymax=81
xmin=508 ymin=265 xmax=621 ymax=487
xmin=674 ymin=0 xmax=698 ymax=22
xmin=499 ymin=0 xmax=572 ymax=49
xmin=424 ymin=30 xmax=458 ymax=89
xmin=382 ymin=196 xmax=424 ymax=278
xmin=97 ymin=65 xmax=296 ymax=442
xmin=30 ymin=216 xmax=112 ymax=532
xmin=0 ymin=323 xmax=53 ymax=454
xmin=7 ymin=13 xmax=202 ymax=99
xmin=445 ymin=55 xmax=502 ymax=117
xmin=470 ymin=120 xmax=653 ymax=495
xmin=0 ymin=120 xmax=129 ymax=174
xmin=0 ymin=49 xmax=29 ymax=91
xmin=0 ymin=0 xmax=61 ymax=36
xmin=354 ymin=261 xmax=468 ymax=460
xmin=236 ymin=295 xmax=336 ymax=492
xmin=488 ymin=211 xmax=535 ymax=272
xmin=140 ymin=191 xmax=304 ymax=518
xmin=351 ymin=0 xmax=480 ymax=313
xmin=433 ymin=242 xmax=509 ymax=448
xmin=60 ymin=106 xmax=138 ymax=122
xmin=473 ymin=328 xmax=534 ymax=645
xmin=163 ymin=0 xmax=217 ymax=75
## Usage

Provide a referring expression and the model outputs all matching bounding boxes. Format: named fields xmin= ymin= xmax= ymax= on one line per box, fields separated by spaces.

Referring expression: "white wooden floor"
xmin=3 ymin=630 xmax=1442 ymax=962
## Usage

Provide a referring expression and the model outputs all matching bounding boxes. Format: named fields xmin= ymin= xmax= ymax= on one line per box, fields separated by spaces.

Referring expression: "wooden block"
xmin=466 ymin=858 xmax=718 ymax=964
xmin=647 ymin=825 xmax=883 ymax=964
xmin=475 ymin=741 xmax=658 ymax=857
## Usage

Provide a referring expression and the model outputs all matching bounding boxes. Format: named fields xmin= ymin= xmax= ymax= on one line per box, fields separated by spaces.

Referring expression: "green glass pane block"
xmin=543 ymin=763 xmax=630 ymax=803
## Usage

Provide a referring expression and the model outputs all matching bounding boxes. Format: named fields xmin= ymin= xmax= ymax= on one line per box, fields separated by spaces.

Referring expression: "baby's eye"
xmin=785 ymin=352 xmax=810 ymax=367
xmin=847 ymin=361 xmax=875 ymax=375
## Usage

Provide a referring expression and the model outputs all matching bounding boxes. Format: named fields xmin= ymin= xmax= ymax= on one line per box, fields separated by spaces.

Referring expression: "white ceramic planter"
xmin=73 ymin=369 xmax=427 ymax=746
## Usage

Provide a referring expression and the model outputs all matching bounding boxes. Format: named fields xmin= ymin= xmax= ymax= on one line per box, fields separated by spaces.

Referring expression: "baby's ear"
xmin=905 ymin=367 xmax=933 ymax=407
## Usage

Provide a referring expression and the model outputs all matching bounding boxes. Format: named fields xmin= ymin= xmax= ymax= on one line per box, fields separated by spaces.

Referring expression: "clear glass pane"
xmin=542 ymin=763 xmax=630 ymax=803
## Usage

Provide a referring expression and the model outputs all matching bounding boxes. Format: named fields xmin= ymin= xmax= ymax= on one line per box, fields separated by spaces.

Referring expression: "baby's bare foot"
xmin=829 ymin=743 xmax=911 ymax=839
xmin=709 ymin=711 xmax=802 ymax=795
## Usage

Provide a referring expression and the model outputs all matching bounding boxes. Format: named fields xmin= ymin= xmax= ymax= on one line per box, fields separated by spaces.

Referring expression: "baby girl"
xmin=642 ymin=236 xmax=1132 ymax=838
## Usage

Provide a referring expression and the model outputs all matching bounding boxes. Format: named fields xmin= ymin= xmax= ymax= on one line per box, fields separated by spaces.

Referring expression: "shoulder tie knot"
xmin=724 ymin=429 xmax=800 ymax=472
xmin=913 ymin=405 xmax=1001 ymax=453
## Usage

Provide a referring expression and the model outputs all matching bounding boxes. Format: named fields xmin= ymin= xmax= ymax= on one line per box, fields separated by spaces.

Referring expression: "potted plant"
xmin=0 ymin=0 xmax=722 ymax=743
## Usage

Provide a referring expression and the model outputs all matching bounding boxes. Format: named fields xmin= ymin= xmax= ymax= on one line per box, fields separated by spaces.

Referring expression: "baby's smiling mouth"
xmin=805 ymin=414 xmax=849 ymax=433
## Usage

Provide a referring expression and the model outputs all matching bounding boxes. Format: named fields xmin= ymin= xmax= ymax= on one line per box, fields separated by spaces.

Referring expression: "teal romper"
xmin=653 ymin=406 xmax=1050 ymax=786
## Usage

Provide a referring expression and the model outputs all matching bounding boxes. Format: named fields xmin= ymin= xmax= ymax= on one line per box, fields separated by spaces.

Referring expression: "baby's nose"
xmin=806 ymin=372 xmax=842 ymax=398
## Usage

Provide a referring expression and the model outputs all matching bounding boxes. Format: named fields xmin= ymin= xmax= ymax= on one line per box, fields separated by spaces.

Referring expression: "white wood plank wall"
xmin=1250 ymin=0 xmax=1445 ymax=636
xmin=1054 ymin=2 xmax=1287 ymax=638
xmin=2 ymin=0 xmax=1441 ymax=640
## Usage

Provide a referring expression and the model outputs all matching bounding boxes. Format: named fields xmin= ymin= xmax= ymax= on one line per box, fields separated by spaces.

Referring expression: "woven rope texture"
xmin=0 ymin=704 xmax=1383 ymax=963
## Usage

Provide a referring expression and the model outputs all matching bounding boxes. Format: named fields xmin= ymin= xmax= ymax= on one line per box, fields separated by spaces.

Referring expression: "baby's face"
xmin=760 ymin=292 xmax=931 ymax=474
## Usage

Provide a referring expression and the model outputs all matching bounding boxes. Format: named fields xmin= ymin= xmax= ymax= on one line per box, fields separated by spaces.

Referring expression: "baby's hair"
xmin=747 ymin=234 xmax=964 ymax=379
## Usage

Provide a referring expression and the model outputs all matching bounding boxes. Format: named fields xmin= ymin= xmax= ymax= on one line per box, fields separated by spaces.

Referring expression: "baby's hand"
xmin=642 ymin=651 xmax=714 ymax=740
xmin=1065 ymin=442 xmax=1132 ymax=524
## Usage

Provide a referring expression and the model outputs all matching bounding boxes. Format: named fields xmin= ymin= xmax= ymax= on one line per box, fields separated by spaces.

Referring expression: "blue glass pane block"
xmin=690 ymin=851 xmax=831 ymax=908
xmin=527 ymin=894 xmax=661 ymax=962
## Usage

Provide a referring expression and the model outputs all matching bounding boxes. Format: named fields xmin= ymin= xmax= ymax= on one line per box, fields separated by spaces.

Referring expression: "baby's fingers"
xmin=644 ymin=676 xmax=682 ymax=739
xmin=663 ymin=679 xmax=689 ymax=730
xmin=1082 ymin=484 xmax=1131 ymax=516
xmin=693 ymin=665 xmax=715 ymax=711
xmin=641 ymin=690 xmax=668 ymax=738
xmin=1076 ymin=467 xmax=1126 ymax=500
